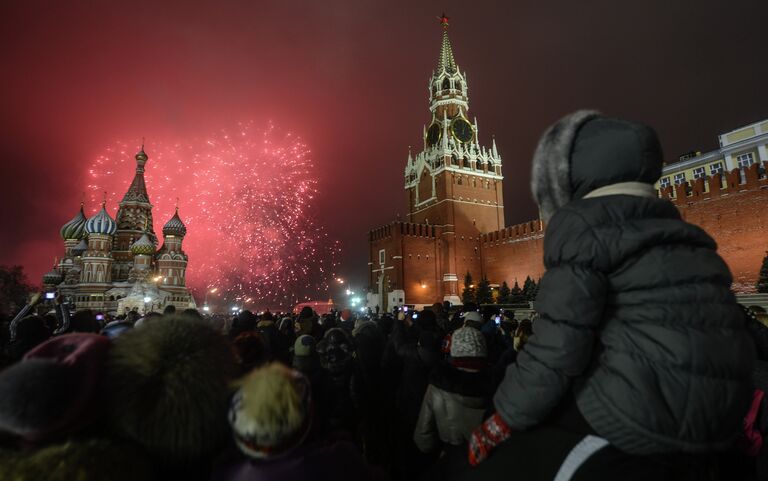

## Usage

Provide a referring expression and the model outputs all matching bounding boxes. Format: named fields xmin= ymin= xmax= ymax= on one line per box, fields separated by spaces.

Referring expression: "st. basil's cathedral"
xmin=42 ymin=148 xmax=195 ymax=314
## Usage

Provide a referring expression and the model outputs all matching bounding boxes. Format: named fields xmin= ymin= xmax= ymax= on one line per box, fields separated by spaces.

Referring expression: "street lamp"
xmin=143 ymin=296 xmax=152 ymax=314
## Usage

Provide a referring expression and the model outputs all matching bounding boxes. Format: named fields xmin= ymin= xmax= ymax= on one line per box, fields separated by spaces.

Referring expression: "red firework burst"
xmin=85 ymin=122 xmax=341 ymax=309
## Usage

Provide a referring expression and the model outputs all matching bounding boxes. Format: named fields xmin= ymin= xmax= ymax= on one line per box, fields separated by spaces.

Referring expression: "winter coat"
xmin=392 ymin=320 xmax=442 ymax=425
xmin=494 ymin=111 xmax=754 ymax=455
xmin=414 ymin=362 xmax=492 ymax=452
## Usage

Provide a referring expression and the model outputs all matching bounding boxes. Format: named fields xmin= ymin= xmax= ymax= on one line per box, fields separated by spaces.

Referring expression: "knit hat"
xmin=105 ymin=316 xmax=238 ymax=464
xmin=229 ymin=363 xmax=312 ymax=459
xmin=450 ymin=327 xmax=487 ymax=359
xmin=0 ymin=333 xmax=111 ymax=442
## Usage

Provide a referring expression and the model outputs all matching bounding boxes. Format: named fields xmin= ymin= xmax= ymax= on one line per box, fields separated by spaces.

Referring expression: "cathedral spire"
xmin=122 ymin=144 xmax=151 ymax=204
xmin=437 ymin=14 xmax=456 ymax=73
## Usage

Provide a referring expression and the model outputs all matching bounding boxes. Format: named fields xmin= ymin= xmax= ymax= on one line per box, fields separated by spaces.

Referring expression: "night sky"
xmin=1 ymin=0 xmax=767 ymax=295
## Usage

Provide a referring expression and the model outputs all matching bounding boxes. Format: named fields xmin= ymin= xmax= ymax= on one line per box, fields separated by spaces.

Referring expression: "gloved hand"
xmin=468 ymin=413 xmax=512 ymax=466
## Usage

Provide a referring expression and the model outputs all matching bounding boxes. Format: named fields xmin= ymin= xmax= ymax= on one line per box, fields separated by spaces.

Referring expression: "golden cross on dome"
xmin=102 ymin=191 xmax=107 ymax=207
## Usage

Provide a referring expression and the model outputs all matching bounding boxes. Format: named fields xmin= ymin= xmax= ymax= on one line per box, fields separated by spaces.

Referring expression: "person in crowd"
xmin=339 ymin=309 xmax=355 ymax=331
xmin=163 ymin=304 xmax=176 ymax=316
xmin=492 ymin=317 xmax=529 ymax=389
xmin=352 ymin=316 xmax=388 ymax=465
xmin=390 ymin=308 xmax=443 ymax=478
xmin=0 ymin=333 xmax=156 ymax=480
xmin=105 ymin=315 xmax=239 ymax=480
xmin=463 ymin=111 xmax=755 ymax=480
xmin=229 ymin=310 xmax=256 ymax=339
xmin=317 ymin=327 xmax=361 ymax=439
xmin=295 ymin=306 xmax=316 ymax=337
xmin=414 ymin=326 xmax=493 ymax=478
xmin=5 ymin=315 xmax=50 ymax=361
xmin=210 ymin=362 xmax=385 ymax=481
xmin=232 ymin=331 xmax=270 ymax=374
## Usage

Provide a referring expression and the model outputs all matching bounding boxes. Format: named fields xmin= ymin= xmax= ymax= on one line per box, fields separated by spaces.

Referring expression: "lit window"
xmin=659 ymin=177 xmax=671 ymax=189
xmin=378 ymin=249 xmax=385 ymax=265
xmin=692 ymin=167 xmax=706 ymax=179
xmin=710 ymin=162 xmax=724 ymax=175
xmin=673 ymin=173 xmax=686 ymax=185
xmin=737 ymin=152 xmax=755 ymax=168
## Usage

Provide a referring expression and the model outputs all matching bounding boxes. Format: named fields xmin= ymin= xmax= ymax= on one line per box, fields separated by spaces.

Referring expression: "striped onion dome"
xmin=85 ymin=205 xmax=117 ymax=236
xmin=162 ymin=208 xmax=187 ymax=237
xmin=43 ymin=268 xmax=62 ymax=285
xmin=72 ymin=238 xmax=88 ymax=256
xmin=130 ymin=233 xmax=156 ymax=255
xmin=60 ymin=205 xmax=87 ymax=240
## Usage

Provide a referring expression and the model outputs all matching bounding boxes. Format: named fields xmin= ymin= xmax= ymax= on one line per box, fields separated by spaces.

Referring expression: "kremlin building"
xmin=42 ymin=148 xmax=195 ymax=314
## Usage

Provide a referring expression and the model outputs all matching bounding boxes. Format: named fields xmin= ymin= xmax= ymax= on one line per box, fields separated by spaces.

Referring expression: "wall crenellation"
xmin=659 ymin=162 xmax=768 ymax=205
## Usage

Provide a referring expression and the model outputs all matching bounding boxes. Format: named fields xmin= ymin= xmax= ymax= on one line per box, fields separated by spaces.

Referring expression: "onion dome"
xmin=72 ymin=238 xmax=88 ymax=256
xmin=130 ymin=233 xmax=155 ymax=255
xmin=43 ymin=267 xmax=62 ymax=285
xmin=85 ymin=204 xmax=117 ymax=236
xmin=60 ymin=204 xmax=87 ymax=240
xmin=162 ymin=208 xmax=187 ymax=237
xmin=135 ymin=148 xmax=148 ymax=163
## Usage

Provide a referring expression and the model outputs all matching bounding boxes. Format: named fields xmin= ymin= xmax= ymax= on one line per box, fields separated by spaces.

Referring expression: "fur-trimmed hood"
xmin=531 ymin=110 xmax=663 ymax=222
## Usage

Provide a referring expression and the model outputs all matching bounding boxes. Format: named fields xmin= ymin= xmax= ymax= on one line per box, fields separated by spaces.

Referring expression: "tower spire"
xmin=122 ymin=142 xmax=151 ymax=203
xmin=436 ymin=13 xmax=456 ymax=73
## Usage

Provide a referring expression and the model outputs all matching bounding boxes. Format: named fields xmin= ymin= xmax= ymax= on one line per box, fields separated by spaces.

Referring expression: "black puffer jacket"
xmin=494 ymin=111 xmax=755 ymax=455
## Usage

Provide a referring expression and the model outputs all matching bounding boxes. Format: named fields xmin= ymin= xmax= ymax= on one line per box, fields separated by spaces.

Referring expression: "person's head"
xmin=450 ymin=326 xmax=488 ymax=371
xmin=531 ymin=111 xmax=663 ymax=223
xmin=7 ymin=315 xmax=50 ymax=360
xmin=163 ymin=305 xmax=176 ymax=316
xmin=514 ymin=320 xmax=534 ymax=352
xmin=292 ymin=334 xmax=320 ymax=374
xmin=0 ymin=333 xmax=111 ymax=442
xmin=233 ymin=331 xmax=269 ymax=372
xmin=229 ymin=363 xmax=312 ymax=460
xmin=180 ymin=308 xmax=203 ymax=321
xmin=340 ymin=309 xmax=352 ymax=323
xmin=317 ymin=328 xmax=353 ymax=374
xmin=462 ymin=311 xmax=483 ymax=330
xmin=104 ymin=316 xmax=238 ymax=465
xmin=415 ymin=309 xmax=438 ymax=331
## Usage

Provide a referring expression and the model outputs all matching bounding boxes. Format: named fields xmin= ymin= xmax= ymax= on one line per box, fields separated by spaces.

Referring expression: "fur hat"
xmin=229 ymin=363 xmax=312 ymax=459
xmin=0 ymin=438 xmax=154 ymax=481
xmin=104 ymin=316 xmax=238 ymax=464
xmin=450 ymin=327 xmax=487 ymax=359
xmin=0 ymin=333 xmax=111 ymax=442
xmin=531 ymin=110 xmax=664 ymax=223
xmin=531 ymin=110 xmax=600 ymax=223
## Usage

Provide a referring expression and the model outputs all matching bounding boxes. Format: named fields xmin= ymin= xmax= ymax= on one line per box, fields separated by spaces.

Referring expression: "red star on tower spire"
xmin=438 ymin=13 xmax=450 ymax=28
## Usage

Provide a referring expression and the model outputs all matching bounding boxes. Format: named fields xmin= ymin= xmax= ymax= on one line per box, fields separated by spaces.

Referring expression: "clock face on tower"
xmin=451 ymin=118 xmax=473 ymax=143
xmin=426 ymin=123 xmax=441 ymax=146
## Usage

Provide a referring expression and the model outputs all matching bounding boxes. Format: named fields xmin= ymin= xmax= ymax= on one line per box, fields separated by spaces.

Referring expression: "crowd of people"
xmin=1 ymin=111 xmax=768 ymax=480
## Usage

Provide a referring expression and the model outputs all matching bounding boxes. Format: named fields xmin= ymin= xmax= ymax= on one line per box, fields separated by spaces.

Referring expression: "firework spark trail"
xmin=86 ymin=122 xmax=341 ymax=308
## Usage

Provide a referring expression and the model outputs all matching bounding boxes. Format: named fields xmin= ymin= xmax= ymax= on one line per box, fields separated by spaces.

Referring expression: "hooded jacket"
xmin=494 ymin=111 xmax=755 ymax=455
xmin=413 ymin=362 xmax=492 ymax=452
